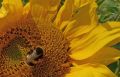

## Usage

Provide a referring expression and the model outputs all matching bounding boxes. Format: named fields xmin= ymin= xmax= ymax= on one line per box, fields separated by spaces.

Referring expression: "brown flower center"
xmin=0 ymin=17 xmax=71 ymax=77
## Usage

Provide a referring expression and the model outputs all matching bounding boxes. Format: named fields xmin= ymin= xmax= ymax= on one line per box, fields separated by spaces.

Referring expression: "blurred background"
xmin=0 ymin=0 xmax=120 ymax=76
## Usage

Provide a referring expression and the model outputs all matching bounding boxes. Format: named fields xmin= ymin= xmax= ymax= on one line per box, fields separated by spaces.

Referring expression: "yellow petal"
xmin=102 ymin=21 xmax=120 ymax=46
xmin=70 ymin=25 xmax=106 ymax=52
xmin=0 ymin=5 xmax=7 ymax=18
xmin=30 ymin=0 xmax=60 ymax=25
xmin=72 ymin=0 xmax=98 ymax=25
xmin=2 ymin=0 xmax=23 ymax=14
xmin=70 ymin=25 xmax=120 ymax=60
xmin=23 ymin=3 xmax=30 ymax=16
xmin=103 ymin=21 xmax=120 ymax=29
xmin=74 ymin=0 xmax=96 ymax=7
xmin=74 ymin=0 xmax=89 ymax=8
xmin=0 ymin=0 xmax=23 ymax=32
xmin=30 ymin=0 xmax=60 ymax=11
xmin=65 ymin=63 xmax=117 ymax=77
xmin=54 ymin=0 xmax=74 ymax=29
xmin=74 ymin=47 xmax=120 ymax=65
xmin=63 ymin=1 xmax=98 ymax=40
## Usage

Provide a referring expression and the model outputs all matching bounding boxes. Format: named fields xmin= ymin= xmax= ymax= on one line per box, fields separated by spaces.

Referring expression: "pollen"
xmin=0 ymin=17 xmax=71 ymax=77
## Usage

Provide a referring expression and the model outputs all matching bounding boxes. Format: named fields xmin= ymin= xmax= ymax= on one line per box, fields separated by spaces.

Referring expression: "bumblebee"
xmin=26 ymin=47 xmax=44 ymax=66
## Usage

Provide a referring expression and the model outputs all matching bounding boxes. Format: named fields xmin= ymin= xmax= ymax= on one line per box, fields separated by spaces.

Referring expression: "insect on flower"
xmin=26 ymin=47 xmax=44 ymax=66
xmin=0 ymin=0 xmax=120 ymax=77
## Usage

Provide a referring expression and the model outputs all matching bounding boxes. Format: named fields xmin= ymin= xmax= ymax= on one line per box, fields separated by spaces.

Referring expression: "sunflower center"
xmin=0 ymin=21 xmax=71 ymax=77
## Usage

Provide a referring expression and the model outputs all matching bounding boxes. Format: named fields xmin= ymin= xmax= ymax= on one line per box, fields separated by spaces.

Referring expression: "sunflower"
xmin=0 ymin=0 xmax=120 ymax=77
